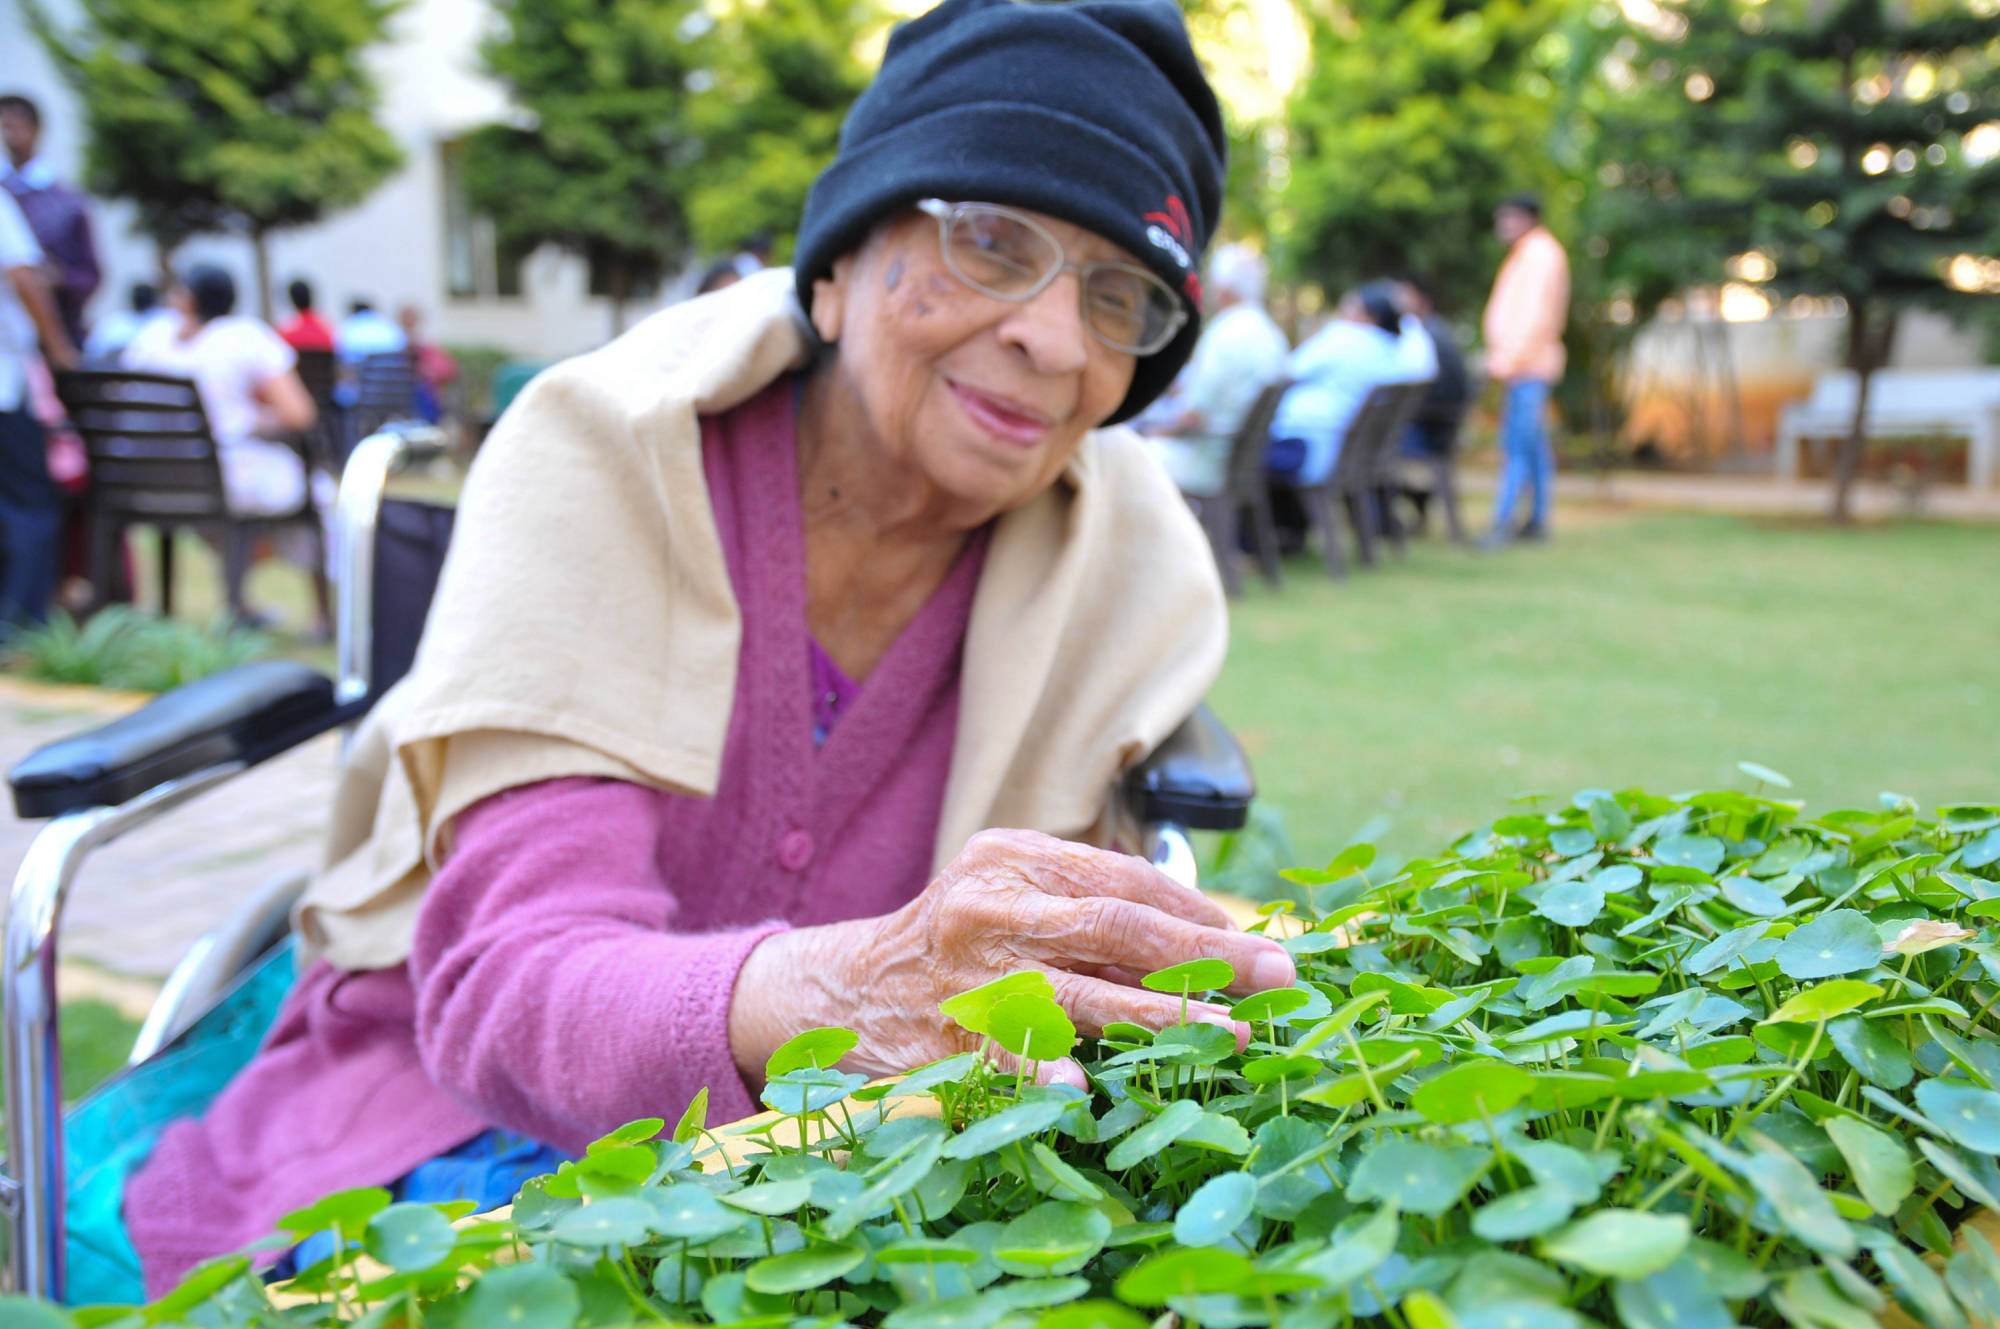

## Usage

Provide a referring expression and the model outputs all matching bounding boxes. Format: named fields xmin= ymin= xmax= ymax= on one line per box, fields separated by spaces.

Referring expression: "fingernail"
xmin=1253 ymin=949 xmax=1296 ymax=991
xmin=1043 ymin=1058 xmax=1089 ymax=1090
xmin=1191 ymin=1009 xmax=1254 ymax=1052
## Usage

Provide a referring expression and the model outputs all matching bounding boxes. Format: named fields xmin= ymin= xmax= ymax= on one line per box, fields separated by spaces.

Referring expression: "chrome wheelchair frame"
xmin=1 ymin=423 xmax=1254 ymax=1300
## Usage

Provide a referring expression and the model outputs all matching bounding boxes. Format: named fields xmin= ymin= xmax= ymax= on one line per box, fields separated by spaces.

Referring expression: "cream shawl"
xmin=297 ymin=269 xmax=1227 ymax=971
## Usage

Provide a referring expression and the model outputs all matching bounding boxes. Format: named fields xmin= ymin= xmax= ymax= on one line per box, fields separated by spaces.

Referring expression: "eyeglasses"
xmin=916 ymin=199 xmax=1189 ymax=357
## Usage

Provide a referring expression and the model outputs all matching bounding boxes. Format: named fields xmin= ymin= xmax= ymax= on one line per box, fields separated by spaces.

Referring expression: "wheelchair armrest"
xmin=8 ymin=660 xmax=347 ymax=819
xmin=1125 ymin=703 xmax=1254 ymax=832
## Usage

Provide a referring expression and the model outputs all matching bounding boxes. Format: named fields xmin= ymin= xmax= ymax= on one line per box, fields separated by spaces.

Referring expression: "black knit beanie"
xmin=793 ymin=0 xmax=1227 ymax=425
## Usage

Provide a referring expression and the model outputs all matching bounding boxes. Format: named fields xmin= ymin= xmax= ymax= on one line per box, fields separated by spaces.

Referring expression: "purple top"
xmin=125 ymin=378 xmax=990 ymax=1293
xmin=810 ymin=639 xmax=861 ymax=743
xmin=2 ymin=172 xmax=99 ymax=344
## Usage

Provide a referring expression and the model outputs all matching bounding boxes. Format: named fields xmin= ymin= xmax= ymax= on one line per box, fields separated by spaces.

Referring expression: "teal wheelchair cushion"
xmin=62 ymin=942 xmax=297 ymax=1306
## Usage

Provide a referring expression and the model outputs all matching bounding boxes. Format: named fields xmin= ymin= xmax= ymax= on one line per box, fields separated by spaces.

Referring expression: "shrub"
xmin=3 ymin=608 xmax=271 ymax=693
xmin=21 ymin=776 xmax=2000 ymax=1327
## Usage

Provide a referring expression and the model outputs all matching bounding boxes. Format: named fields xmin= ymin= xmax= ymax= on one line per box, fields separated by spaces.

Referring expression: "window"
xmin=441 ymin=139 xmax=524 ymax=300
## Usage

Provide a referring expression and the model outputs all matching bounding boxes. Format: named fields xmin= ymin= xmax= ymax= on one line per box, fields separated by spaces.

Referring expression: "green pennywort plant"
xmin=24 ymin=777 xmax=2000 ymax=1329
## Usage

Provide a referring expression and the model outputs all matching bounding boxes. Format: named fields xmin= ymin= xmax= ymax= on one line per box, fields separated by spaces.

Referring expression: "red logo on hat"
xmin=1143 ymin=195 xmax=1193 ymax=246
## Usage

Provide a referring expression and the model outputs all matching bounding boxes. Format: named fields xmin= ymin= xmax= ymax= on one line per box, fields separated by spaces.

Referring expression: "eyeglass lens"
xmin=943 ymin=207 xmax=1180 ymax=354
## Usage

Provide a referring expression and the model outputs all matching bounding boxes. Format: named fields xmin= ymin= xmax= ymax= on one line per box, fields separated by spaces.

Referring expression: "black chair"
xmin=54 ymin=370 xmax=329 ymax=626
xmin=345 ymin=351 xmax=421 ymax=460
xmin=1391 ymin=404 xmax=1470 ymax=544
xmin=0 ymin=423 xmax=1258 ymax=1300
xmin=292 ymin=348 xmax=341 ymax=474
xmin=1287 ymin=381 xmax=1428 ymax=577
xmin=1188 ymin=379 xmax=1289 ymax=597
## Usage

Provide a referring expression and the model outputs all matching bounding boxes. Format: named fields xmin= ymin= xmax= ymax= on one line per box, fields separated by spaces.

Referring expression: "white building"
xmin=4 ymin=0 xmax=647 ymax=360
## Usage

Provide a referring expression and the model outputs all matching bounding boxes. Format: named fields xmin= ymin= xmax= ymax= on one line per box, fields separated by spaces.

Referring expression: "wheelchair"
xmin=0 ymin=422 xmax=1257 ymax=1303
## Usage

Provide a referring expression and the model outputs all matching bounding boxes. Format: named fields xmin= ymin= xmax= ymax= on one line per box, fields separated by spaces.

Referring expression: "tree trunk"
xmin=607 ymin=259 xmax=634 ymax=338
xmin=1829 ymin=300 xmax=1900 ymax=523
xmin=251 ymin=228 xmax=274 ymax=324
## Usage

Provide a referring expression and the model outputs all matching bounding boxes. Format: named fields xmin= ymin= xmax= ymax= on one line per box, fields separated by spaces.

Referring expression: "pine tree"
xmin=461 ymin=0 xmax=717 ymax=333
xmin=1597 ymin=0 xmax=1999 ymax=519
xmin=681 ymin=0 xmax=881 ymax=265
xmin=1278 ymin=0 xmax=1576 ymax=319
xmin=27 ymin=0 xmax=403 ymax=317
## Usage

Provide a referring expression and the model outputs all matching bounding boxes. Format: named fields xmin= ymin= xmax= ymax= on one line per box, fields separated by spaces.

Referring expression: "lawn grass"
xmin=1208 ymin=505 xmax=2000 ymax=880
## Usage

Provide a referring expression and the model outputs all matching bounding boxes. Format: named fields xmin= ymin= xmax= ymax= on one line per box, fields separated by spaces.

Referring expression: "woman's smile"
xmin=946 ymin=378 xmax=1055 ymax=450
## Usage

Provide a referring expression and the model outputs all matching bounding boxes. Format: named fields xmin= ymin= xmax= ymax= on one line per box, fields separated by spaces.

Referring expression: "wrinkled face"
xmin=0 ymin=109 xmax=36 ymax=167
xmin=809 ymin=207 xmax=1141 ymax=523
xmin=1495 ymin=206 xmax=1536 ymax=246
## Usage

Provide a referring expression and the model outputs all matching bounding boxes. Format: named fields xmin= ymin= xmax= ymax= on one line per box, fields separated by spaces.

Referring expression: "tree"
xmin=462 ymin=0 xmax=721 ymax=334
xmin=28 ymin=0 xmax=403 ymax=317
xmin=1595 ymin=0 xmax=2000 ymax=520
xmin=682 ymin=0 xmax=881 ymax=264
xmin=1277 ymin=0 xmax=1577 ymax=319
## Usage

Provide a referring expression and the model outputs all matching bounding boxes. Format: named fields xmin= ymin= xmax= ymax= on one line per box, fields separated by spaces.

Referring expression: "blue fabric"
xmin=276 ymin=1130 xmax=569 ymax=1278
xmin=62 ymin=944 xmax=299 ymax=1306
xmin=1491 ymin=378 xmax=1554 ymax=531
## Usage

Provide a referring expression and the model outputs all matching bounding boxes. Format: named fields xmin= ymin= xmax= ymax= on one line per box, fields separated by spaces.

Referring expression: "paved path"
xmin=0 ymin=679 xmax=340 ymax=986
xmin=1459 ymin=468 xmax=2000 ymax=522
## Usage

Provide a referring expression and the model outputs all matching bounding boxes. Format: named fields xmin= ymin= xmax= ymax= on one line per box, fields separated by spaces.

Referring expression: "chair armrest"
xmin=1125 ymin=703 xmax=1254 ymax=832
xmin=8 ymin=660 xmax=348 ymax=819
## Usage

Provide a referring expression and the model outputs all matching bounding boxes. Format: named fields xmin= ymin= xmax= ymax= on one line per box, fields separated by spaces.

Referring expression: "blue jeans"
xmin=1490 ymin=379 xmax=1553 ymax=533
xmin=0 ymin=406 xmax=60 ymax=627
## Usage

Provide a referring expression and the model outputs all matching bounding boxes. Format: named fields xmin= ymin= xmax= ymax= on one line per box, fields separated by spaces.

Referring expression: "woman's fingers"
xmin=1048 ymin=971 xmax=1250 ymax=1050
xmin=1026 ymin=892 xmax=1294 ymax=996
xmin=961 ymin=830 xmax=1240 ymax=933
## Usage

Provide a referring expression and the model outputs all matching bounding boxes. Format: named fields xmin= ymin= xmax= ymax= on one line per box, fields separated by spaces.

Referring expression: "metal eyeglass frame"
xmin=914 ymin=199 xmax=1188 ymax=356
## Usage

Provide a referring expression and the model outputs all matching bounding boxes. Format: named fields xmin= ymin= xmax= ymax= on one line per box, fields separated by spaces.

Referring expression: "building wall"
xmin=4 ymin=0 xmax=637 ymax=361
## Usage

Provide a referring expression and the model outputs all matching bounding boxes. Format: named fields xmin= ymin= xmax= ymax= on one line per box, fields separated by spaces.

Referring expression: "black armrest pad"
xmin=9 ymin=660 xmax=342 ymax=819
xmin=1125 ymin=703 xmax=1255 ymax=831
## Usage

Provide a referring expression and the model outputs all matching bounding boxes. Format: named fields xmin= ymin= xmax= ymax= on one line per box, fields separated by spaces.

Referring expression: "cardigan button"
xmin=777 ymin=829 xmax=815 ymax=872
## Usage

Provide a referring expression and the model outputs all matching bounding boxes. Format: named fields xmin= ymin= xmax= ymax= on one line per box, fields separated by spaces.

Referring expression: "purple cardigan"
xmin=125 ymin=380 xmax=988 ymax=1292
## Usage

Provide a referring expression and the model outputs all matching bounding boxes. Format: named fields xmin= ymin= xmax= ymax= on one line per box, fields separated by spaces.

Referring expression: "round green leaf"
xmin=549 ymin=1195 xmax=655 ymax=1248
xmin=1828 ymin=1014 xmax=1914 ymax=1089
xmin=1349 ymin=1140 xmax=1488 ymax=1216
xmin=1916 ymin=1081 xmax=2000 ymax=1154
xmin=1653 ymin=833 xmax=1724 ymax=875
xmin=1761 ymin=980 xmax=1884 ymax=1024
xmin=1720 ymin=875 xmax=1788 ymax=916
xmin=363 ymin=1202 xmax=458 ymax=1272
xmin=1140 ymin=958 xmax=1236 ymax=994
xmin=1114 ymin=1247 xmax=1252 ymax=1304
xmin=766 ymin=1026 xmax=859 ymax=1077
xmin=759 ymin=1066 xmax=868 ymax=1116
xmin=1104 ymin=1098 xmax=1205 ymax=1171
xmin=1738 ymin=760 xmax=1795 ymax=789
xmin=1824 ymin=1116 xmax=1915 ymax=1215
xmin=1535 ymin=878 xmax=1605 ymax=927
xmin=1173 ymin=1171 xmax=1258 ymax=1247
xmin=1470 ymin=1185 xmax=1575 ymax=1241
xmin=995 ymin=1200 xmax=1114 ymax=1274
xmin=941 ymin=971 xmax=1058 ymax=1038
xmin=278 ymin=1186 xmax=392 ymax=1241
xmin=1242 ymin=1053 xmax=1320 ymax=1085
xmin=1410 ymin=1061 xmax=1535 ymax=1124
xmin=1232 ymin=987 xmax=1310 ymax=1024
xmin=944 ymin=1096 xmax=1070 ymax=1161
xmin=1737 ymin=1151 xmax=1856 ymax=1256
xmin=745 ymin=1240 xmax=868 ymax=1294
xmin=988 ymin=992 xmax=1078 ymax=1063
xmin=652 ymin=1182 xmax=751 ymax=1239
xmin=1774 ymin=909 xmax=1882 ymax=980
xmin=0 ymin=1297 xmax=72 ymax=1329
xmin=1595 ymin=863 xmax=1643 ymax=893
xmin=1539 ymin=1209 xmax=1690 ymax=1279
xmin=465 ymin=1262 xmax=582 ymax=1328
xmin=1612 ymin=1257 xmax=1735 ymax=1329
xmin=718 ymin=1178 xmax=813 ymax=1216
xmin=1036 ymin=1301 xmax=1151 ymax=1329
xmin=1403 ymin=1290 xmax=1462 ymax=1329
xmin=876 ymin=1237 xmax=983 ymax=1265
xmin=1027 ymin=1140 xmax=1105 ymax=1202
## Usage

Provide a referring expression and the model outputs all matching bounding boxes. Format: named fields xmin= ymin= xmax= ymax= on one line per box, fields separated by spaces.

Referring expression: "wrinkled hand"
xmin=729 ymin=829 xmax=1296 ymax=1089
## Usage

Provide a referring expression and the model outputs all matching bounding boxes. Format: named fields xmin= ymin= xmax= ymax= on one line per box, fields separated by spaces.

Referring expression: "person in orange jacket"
xmin=1480 ymin=193 xmax=1568 ymax=547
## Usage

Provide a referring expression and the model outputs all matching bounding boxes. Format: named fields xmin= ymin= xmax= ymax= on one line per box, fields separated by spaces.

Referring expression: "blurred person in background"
xmin=124 ymin=264 xmax=320 ymax=521
xmin=398 ymin=304 xmax=458 ymax=423
xmin=278 ymin=279 xmax=336 ymax=353
xmin=0 ymin=93 xmax=100 ymax=348
xmin=1394 ymin=276 xmax=1473 ymax=540
xmin=1142 ymin=242 xmax=1288 ymax=498
xmin=335 ymin=296 xmax=406 ymax=364
xmin=0 ymin=187 xmax=78 ymax=627
xmin=84 ymin=282 xmax=174 ymax=363
xmin=1480 ymin=193 xmax=1568 ymax=548
xmin=1267 ymin=280 xmax=1435 ymax=491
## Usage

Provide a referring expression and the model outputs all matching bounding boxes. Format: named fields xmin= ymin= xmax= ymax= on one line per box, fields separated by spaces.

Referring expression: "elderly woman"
xmin=119 ymin=0 xmax=1294 ymax=1295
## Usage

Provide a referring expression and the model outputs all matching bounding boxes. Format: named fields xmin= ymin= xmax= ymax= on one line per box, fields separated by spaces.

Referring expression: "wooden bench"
xmin=1775 ymin=369 xmax=2000 ymax=490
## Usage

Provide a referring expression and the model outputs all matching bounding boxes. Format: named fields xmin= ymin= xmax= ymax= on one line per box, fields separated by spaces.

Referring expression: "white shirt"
xmin=0 ymin=189 xmax=45 ymax=413
xmin=124 ymin=314 xmax=296 ymax=452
